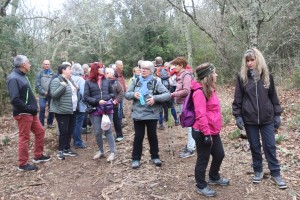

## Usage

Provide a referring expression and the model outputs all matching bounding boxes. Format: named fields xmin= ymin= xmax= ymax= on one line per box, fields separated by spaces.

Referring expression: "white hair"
xmin=14 ymin=55 xmax=28 ymax=68
xmin=105 ymin=67 xmax=115 ymax=76
xmin=71 ymin=63 xmax=83 ymax=75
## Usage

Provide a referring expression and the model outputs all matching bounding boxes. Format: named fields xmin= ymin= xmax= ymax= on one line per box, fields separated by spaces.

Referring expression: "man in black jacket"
xmin=7 ymin=55 xmax=51 ymax=171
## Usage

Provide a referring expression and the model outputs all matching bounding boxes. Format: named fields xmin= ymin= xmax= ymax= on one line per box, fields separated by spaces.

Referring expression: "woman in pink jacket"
xmin=192 ymin=63 xmax=229 ymax=197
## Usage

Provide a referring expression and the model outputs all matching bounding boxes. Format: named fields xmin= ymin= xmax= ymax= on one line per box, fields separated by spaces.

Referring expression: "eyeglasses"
xmin=141 ymin=67 xmax=150 ymax=71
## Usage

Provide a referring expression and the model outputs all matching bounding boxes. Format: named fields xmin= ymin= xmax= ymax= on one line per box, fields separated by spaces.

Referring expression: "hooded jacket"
xmin=232 ymin=73 xmax=282 ymax=125
xmin=191 ymin=80 xmax=222 ymax=135
xmin=171 ymin=70 xmax=192 ymax=104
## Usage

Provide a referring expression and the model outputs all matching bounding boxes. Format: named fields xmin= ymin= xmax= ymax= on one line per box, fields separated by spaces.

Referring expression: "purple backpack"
xmin=180 ymin=88 xmax=203 ymax=128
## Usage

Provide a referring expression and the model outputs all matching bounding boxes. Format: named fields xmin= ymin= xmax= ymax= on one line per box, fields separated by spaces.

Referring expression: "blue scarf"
xmin=138 ymin=75 xmax=153 ymax=96
xmin=44 ymin=69 xmax=51 ymax=75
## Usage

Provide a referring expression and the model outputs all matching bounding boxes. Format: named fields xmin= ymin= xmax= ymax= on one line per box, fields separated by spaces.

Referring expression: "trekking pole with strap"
xmin=167 ymin=107 xmax=175 ymax=157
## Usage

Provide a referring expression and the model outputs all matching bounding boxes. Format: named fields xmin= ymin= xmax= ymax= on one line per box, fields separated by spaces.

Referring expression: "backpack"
xmin=157 ymin=67 xmax=170 ymax=90
xmin=180 ymin=88 xmax=205 ymax=128
xmin=133 ymin=77 xmax=158 ymax=95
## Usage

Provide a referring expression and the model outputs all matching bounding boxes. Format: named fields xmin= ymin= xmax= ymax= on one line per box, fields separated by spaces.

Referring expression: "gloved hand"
xmin=274 ymin=115 xmax=281 ymax=129
xmin=236 ymin=116 xmax=244 ymax=130
xmin=204 ymin=135 xmax=212 ymax=146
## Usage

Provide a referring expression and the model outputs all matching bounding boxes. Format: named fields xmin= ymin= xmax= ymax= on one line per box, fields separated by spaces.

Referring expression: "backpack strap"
xmin=133 ymin=77 xmax=158 ymax=95
xmin=182 ymin=72 xmax=192 ymax=89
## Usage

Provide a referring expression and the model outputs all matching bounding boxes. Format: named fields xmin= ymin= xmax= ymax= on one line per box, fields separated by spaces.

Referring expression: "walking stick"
xmin=167 ymin=107 xmax=175 ymax=157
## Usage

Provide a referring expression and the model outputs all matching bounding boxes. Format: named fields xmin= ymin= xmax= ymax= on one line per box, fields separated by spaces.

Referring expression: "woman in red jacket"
xmin=191 ymin=63 xmax=229 ymax=197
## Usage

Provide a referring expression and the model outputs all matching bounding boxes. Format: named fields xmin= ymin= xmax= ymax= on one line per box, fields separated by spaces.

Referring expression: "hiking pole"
xmin=167 ymin=107 xmax=175 ymax=157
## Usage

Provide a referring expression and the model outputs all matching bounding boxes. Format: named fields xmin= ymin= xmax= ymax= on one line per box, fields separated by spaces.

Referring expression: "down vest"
xmin=49 ymin=75 xmax=76 ymax=114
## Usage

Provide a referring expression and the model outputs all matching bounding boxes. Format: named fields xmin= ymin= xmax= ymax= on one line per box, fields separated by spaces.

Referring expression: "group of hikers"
xmin=6 ymin=48 xmax=287 ymax=197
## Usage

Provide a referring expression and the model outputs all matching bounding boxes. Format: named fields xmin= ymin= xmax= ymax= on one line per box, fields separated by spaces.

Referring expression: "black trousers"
xmin=192 ymin=129 xmax=225 ymax=189
xmin=132 ymin=119 xmax=159 ymax=160
xmin=113 ymin=106 xmax=123 ymax=138
xmin=55 ymin=113 xmax=74 ymax=151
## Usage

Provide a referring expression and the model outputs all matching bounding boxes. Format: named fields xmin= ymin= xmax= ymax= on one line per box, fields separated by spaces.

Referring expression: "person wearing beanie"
xmin=7 ymin=55 xmax=51 ymax=171
xmin=125 ymin=61 xmax=170 ymax=169
xmin=232 ymin=48 xmax=287 ymax=189
xmin=192 ymin=63 xmax=229 ymax=197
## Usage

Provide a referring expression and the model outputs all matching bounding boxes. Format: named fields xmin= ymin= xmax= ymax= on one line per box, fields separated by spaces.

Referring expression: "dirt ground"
xmin=0 ymin=85 xmax=299 ymax=200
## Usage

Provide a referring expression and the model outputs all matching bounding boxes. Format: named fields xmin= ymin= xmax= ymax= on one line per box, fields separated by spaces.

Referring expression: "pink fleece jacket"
xmin=171 ymin=70 xmax=192 ymax=104
xmin=191 ymin=80 xmax=222 ymax=135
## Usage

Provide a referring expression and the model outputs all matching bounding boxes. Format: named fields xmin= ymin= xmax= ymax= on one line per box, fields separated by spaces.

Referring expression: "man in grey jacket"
xmin=35 ymin=60 xmax=55 ymax=128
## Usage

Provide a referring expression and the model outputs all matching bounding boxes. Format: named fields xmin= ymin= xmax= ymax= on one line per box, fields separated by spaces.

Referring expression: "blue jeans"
xmin=118 ymin=99 xmax=124 ymax=123
xmin=39 ymin=97 xmax=54 ymax=126
xmin=245 ymin=123 xmax=281 ymax=177
xmin=113 ymin=106 xmax=123 ymax=138
xmin=73 ymin=111 xmax=86 ymax=146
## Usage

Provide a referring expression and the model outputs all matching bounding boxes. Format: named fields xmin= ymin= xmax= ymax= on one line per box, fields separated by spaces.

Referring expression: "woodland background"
xmin=0 ymin=1 xmax=299 ymax=199
xmin=0 ymin=0 xmax=300 ymax=115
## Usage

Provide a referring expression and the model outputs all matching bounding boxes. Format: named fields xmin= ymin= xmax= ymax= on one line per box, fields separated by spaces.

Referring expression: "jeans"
xmin=118 ymin=99 xmax=124 ymax=123
xmin=132 ymin=119 xmax=159 ymax=160
xmin=55 ymin=113 xmax=74 ymax=151
xmin=176 ymin=103 xmax=195 ymax=151
xmin=113 ymin=106 xmax=123 ymax=138
xmin=73 ymin=111 xmax=86 ymax=146
xmin=90 ymin=114 xmax=115 ymax=153
xmin=14 ymin=115 xmax=45 ymax=166
xmin=245 ymin=123 xmax=281 ymax=177
xmin=192 ymin=129 xmax=225 ymax=189
xmin=39 ymin=97 xmax=54 ymax=126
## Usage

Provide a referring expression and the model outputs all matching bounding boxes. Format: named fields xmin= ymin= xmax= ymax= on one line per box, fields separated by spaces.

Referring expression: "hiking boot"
xmin=115 ymin=137 xmax=124 ymax=142
xmin=93 ymin=151 xmax=105 ymax=159
xmin=107 ymin=153 xmax=115 ymax=162
xmin=152 ymin=158 xmax=162 ymax=167
xmin=196 ymin=186 xmax=216 ymax=197
xmin=32 ymin=155 xmax=51 ymax=163
xmin=18 ymin=164 xmax=38 ymax=171
xmin=63 ymin=149 xmax=77 ymax=157
xmin=175 ymin=120 xmax=179 ymax=126
xmin=208 ymin=177 xmax=230 ymax=186
xmin=158 ymin=124 xmax=165 ymax=130
xmin=271 ymin=176 xmax=287 ymax=189
xmin=132 ymin=160 xmax=141 ymax=169
xmin=252 ymin=172 xmax=264 ymax=183
xmin=179 ymin=149 xmax=195 ymax=158
xmin=56 ymin=151 xmax=65 ymax=160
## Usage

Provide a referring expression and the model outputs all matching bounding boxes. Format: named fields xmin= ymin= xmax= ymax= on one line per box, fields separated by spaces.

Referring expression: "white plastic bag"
xmin=101 ymin=114 xmax=111 ymax=131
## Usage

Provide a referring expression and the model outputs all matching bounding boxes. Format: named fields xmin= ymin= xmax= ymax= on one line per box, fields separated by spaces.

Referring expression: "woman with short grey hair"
xmin=125 ymin=61 xmax=171 ymax=169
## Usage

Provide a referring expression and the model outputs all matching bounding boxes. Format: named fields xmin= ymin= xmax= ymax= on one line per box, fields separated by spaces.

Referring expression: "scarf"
xmin=138 ymin=74 xmax=153 ymax=96
xmin=44 ymin=69 xmax=51 ymax=75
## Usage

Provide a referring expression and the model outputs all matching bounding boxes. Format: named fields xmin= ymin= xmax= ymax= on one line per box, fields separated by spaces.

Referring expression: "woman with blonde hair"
xmin=191 ymin=63 xmax=229 ymax=197
xmin=232 ymin=48 xmax=287 ymax=189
